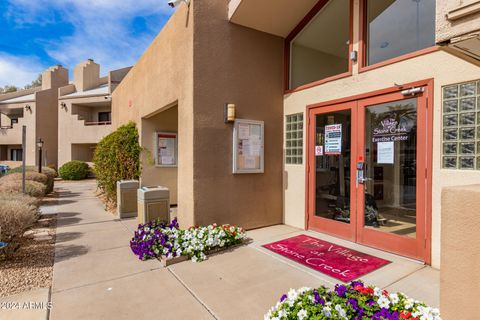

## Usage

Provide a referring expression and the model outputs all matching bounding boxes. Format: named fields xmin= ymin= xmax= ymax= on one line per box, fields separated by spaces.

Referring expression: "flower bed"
xmin=130 ymin=218 xmax=247 ymax=263
xmin=265 ymin=281 xmax=441 ymax=320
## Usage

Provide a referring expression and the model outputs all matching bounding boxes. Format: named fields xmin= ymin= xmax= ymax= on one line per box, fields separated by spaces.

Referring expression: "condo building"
xmin=0 ymin=65 xmax=68 ymax=167
xmin=57 ymin=60 xmax=131 ymax=167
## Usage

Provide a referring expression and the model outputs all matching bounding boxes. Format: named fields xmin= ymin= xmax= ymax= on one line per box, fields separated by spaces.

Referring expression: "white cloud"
xmin=5 ymin=0 xmax=173 ymax=76
xmin=0 ymin=54 xmax=44 ymax=87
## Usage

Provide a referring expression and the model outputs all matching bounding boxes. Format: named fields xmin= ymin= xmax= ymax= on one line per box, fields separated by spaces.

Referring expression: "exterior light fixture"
xmin=224 ymin=103 xmax=236 ymax=123
xmin=37 ymin=138 xmax=44 ymax=173
xmin=60 ymin=102 xmax=67 ymax=110
xmin=168 ymin=0 xmax=190 ymax=8
xmin=25 ymin=105 xmax=31 ymax=112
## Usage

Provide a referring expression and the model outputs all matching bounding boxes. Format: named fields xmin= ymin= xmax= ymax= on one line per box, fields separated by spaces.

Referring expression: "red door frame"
xmin=305 ymin=80 xmax=433 ymax=264
xmin=307 ymin=101 xmax=358 ymax=242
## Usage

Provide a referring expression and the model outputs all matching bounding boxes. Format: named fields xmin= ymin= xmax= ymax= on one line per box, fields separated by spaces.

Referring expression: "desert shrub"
xmin=58 ymin=160 xmax=90 ymax=180
xmin=0 ymin=192 xmax=40 ymax=207
xmin=8 ymin=166 xmax=56 ymax=194
xmin=93 ymin=122 xmax=141 ymax=204
xmin=0 ymin=180 xmax=46 ymax=198
xmin=0 ymin=172 xmax=48 ymax=186
xmin=0 ymin=199 xmax=37 ymax=244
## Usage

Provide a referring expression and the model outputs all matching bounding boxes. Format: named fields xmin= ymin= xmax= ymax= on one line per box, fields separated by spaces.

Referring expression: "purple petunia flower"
xmin=313 ymin=290 xmax=325 ymax=305
xmin=280 ymin=294 xmax=287 ymax=302
xmin=335 ymin=284 xmax=347 ymax=297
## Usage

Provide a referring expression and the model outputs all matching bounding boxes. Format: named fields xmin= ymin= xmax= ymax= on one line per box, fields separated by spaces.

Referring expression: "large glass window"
xmin=290 ymin=0 xmax=350 ymax=89
xmin=366 ymin=0 xmax=435 ymax=66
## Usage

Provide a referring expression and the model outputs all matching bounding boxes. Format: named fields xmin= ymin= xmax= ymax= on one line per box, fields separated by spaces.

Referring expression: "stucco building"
xmin=57 ymin=60 xmax=131 ymax=167
xmin=112 ymin=0 xmax=480 ymax=281
xmin=0 ymin=65 xmax=68 ymax=167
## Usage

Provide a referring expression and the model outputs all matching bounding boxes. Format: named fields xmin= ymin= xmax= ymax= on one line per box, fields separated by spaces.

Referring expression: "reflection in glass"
xmin=290 ymin=0 xmax=350 ymax=89
xmin=460 ymin=113 xmax=476 ymax=126
xmin=443 ymin=114 xmax=458 ymax=127
xmin=460 ymin=157 xmax=475 ymax=169
xmin=443 ymin=157 xmax=457 ymax=169
xmin=443 ymin=100 xmax=458 ymax=113
xmin=314 ymin=110 xmax=351 ymax=224
xmin=460 ymin=98 xmax=476 ymax=111
xmin=364 ymin=99 xmax=417 ymax=238
xmin=443 ymin=128 xmax=458 ymax=141
xmin=366 ymin=0 xmax=435 ymax=65
xmin=460 ymin=127 xmax=475 ymax=140
xmin=460 ymin=142 xmax=475 ymax=155
xmin=443 ymin=143 xmax=457 ymax=155
xmin=460 ymin=82 xmax=476 ymax=97
xmin=443 ymin=85 xmax=458 ymax=99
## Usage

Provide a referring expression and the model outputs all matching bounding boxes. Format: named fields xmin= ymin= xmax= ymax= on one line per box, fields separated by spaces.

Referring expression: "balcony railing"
xmin=84 ymin=121 xmax=112 ymax=126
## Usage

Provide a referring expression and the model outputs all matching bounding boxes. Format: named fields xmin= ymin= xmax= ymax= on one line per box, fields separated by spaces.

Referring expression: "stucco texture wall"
xmin=112 ymin=4 xmax=194 ymax=227
xmin=441 ymin=184 xmax=480 ymax=320
xmin=436 ymin=0 xmax=480 ymax=43
xmin=192 ymin=0 xmax=284 ymax=229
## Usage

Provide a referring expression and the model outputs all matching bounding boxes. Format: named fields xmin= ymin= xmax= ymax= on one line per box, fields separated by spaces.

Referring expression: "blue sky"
xmin=0 ymin=0 xmax=173 ymax=87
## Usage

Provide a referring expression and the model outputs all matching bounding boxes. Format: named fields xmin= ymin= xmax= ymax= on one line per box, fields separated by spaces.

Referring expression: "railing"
xmin=84 ymin=121 xmax=112 ymax=126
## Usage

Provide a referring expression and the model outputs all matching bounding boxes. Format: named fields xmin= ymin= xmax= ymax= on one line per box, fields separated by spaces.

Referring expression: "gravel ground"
xmin=0 ymin=215 xmax=57 ymax=297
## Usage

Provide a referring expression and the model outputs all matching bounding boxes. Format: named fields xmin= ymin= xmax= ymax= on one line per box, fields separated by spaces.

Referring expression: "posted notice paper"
xmin=377 ymin=141 xmax=394 ymax=164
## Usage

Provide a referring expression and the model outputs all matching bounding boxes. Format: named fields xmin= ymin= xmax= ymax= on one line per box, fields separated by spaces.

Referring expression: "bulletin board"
xmin=233 ymin=119 xmax=264 ymax=174
xmin=155 ymin=132 xmax=178 ymax=167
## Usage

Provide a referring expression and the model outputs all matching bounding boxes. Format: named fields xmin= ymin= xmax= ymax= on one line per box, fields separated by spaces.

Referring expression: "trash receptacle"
xmin=0 ymin=164 xmax=10 ymax=176
xmin=137 ymin=186 xmax=170 ymax=224
xmin=116 ymin=180 xmax=139 ymax=218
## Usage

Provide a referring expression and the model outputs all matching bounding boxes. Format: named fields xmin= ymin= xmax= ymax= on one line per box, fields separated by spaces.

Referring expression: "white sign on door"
xmin=325 ymin=124 xmax=342 ymax=155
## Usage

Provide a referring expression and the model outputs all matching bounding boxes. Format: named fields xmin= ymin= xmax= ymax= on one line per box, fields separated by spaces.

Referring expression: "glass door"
xmin=356 ymin=92 xmax=428 ymax=261
xmin=308 ymin=102 xmax=358 ymax=241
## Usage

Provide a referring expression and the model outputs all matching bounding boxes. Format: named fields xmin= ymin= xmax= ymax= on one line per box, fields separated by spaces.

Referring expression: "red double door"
xmin=307 ymin=87 xmax=432 ymax=263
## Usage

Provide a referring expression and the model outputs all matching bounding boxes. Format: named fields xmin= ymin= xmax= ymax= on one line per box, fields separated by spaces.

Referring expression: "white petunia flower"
xmin=297 ymin=309 xmax=307 ymax=320
xmin=378 ymin=296 xmax=390 ymax=309
xmin=389 ymin=293 xmax=399 ymax=304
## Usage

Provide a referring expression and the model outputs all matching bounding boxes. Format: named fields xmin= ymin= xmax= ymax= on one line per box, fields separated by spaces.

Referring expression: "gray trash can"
xmin=137 ymin=186 xmax=170 ymax=224
xmin=116 ymin=180 xmax=139 ymax=218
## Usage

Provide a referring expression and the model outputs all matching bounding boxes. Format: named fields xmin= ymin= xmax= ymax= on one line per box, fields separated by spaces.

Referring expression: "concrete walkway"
xmin=48 ymin=180 xmax=439 ymax=320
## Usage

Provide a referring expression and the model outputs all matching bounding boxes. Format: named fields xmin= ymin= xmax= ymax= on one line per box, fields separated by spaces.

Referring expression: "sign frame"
xmin=155 ymin=132 xmax=178 ymax=168
xmin=232 ymin=119 xmax=264 ymax=174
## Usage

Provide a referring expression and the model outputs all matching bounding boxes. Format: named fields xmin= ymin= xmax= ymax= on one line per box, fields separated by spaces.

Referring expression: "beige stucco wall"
xmin=436 ymin=0 xmax=480 ymax=43
xmin=440 ymin=184 xmax=480 ymax=319
xmin=141 ymin=106 xmax=178 ymax=205
xmin=191 ymin=0 xmax=284 ymax=229
xmin=57 ymin=95 xmax=112 ymax=167
xmin=112 ymin=3 xmax=194 ymax=227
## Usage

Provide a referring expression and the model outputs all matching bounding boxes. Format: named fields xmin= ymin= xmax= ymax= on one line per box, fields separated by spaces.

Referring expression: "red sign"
xmin=263 ymin=235 xmax=390 ymax=282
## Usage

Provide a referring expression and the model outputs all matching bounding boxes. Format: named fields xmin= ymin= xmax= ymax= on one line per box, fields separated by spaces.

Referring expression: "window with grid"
xmin=442 ymin=81 xmax=480 ymax=170
xmin=285 ymin=113 xmax=303 ymax=165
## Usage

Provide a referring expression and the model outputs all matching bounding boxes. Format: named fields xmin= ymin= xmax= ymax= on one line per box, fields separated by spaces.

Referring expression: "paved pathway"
xmin=47 ymin=180 xmax=439 ymax=320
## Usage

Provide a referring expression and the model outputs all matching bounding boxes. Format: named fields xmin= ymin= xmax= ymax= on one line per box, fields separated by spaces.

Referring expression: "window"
xmin=365 ymin=0 xmax=435 ymax=66
xmin=289 ymin=0 xmax=351 ymax=89
xmin=442 ymin=81 xmax=480 ymax=170
xmin=98 ymin=112 xmax=111 ymax=123
xmin=285 ymin=113 xmax=303 ymax=165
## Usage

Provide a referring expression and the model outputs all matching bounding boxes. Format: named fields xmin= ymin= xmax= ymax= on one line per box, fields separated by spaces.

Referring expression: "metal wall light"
xmin=25 ymin=105 xmax=31 ymax=112
xmin=60 ymin=102 xmax=67 ymax=110
xmin=224 ymin=103 xmax=236 ymax=123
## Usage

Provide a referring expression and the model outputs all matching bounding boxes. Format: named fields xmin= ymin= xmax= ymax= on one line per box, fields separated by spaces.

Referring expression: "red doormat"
xmin=262 ymin=234 xmax=391 ymax=282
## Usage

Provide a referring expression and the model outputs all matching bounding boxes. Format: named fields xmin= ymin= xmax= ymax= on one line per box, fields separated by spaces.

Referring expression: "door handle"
xmin=358 ymin=177 xmax=372 ymax=184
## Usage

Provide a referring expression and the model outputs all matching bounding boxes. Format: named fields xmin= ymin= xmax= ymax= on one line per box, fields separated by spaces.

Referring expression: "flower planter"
xmin=159 ymin=242 xmax=247 ymax=267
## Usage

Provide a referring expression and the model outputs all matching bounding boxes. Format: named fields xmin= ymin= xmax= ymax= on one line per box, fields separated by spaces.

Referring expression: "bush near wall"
xmin=1 ymin=172 xmax=49 ymax=187
xmin=93 ymin=122 xmax=141 ymax=204
xmin=8 ymin=166 xmax=56 ymax=194
xmin=0 ymin=198 xmax=38 ymax=251
xmin=58 ymin=160 xmax=90 ymax=180
xmin=0 ymin=180 xmax=46 ymax=198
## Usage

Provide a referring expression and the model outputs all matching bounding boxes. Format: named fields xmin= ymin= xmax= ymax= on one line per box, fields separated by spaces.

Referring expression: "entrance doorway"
xmin=307 ymin=84 xmax=432 ymax=263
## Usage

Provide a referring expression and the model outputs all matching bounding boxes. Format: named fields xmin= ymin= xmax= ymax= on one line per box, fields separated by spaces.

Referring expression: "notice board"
xmin=233 ymin=119 xmax=264 ymax=174
xmin=155 ymin=132 xmax=177 ymax=167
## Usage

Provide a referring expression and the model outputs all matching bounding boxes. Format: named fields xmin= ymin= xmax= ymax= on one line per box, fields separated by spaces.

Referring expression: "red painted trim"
xmin=284 ymin=0 xmax=354 ymax=92
xmin=358 ymin=0 xmax=439 ymax=72
xmin=359 ymin=46 xmax=440 ymax=73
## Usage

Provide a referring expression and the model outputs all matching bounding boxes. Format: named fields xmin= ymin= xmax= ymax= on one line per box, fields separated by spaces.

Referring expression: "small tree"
xmin=93 ymin=122 xmax=141 ymax=205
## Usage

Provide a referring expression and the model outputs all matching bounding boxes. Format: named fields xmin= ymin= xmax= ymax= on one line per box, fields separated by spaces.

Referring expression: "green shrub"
xmin=93 ymin=122 xmax=141 ymax=204
xmin=0 ymin=192 xmax=40 ymax=207
xmin=58 ymin=160 xmax=90 ymax=180
xmin=8 ymin=166 xmax=56 ymax=194
xmin=0 ymin=199 xmax=37 ymax=244
xmin=0 ymin=172 xmax=49 ymax=186
xmin=0 ymin=180 xmax=46 ymax=198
